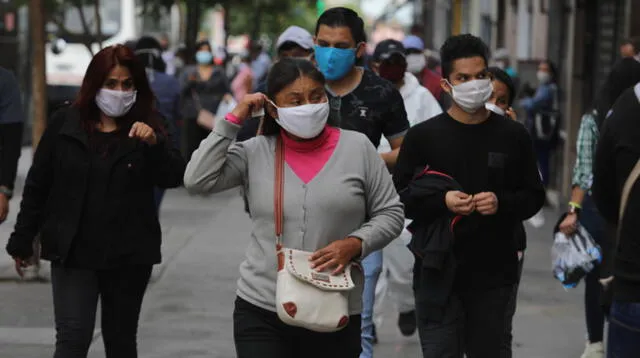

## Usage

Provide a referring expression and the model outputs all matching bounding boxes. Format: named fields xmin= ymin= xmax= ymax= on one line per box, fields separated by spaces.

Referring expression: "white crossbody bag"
xmin=273 ymin=136 xmax=355 ymax=333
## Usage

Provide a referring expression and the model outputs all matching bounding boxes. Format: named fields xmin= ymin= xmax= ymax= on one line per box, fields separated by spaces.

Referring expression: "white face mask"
xmin=537 ymin=71 xmax=551 ymax=84
xmin=447 ymin=79 xmax=493 ymax=113
xmin=270 ymin=100 xmax=330 ymax=139
xmin=485 ymin=102 xmax=505 ymax=116
xmin=406 ymin=54 xmax=426 ymax=73
xmin=96 ymin=89 xmax=137 ymax=118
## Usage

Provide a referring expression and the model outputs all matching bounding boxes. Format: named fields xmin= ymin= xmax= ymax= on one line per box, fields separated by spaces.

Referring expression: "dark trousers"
xmin=154 ymin=187 xmax=165 ymax=214
xmin=534 ymin=140 xmax=551 ymax=187
xmin=608 ymin=301 xmax=640 ymax=358
xmin=502 ymin=254 xmax=525 ymax=357
xmin=233 ymin=297 xmax=362 ymax=358
xmin=51 ymin=265 xmax=152 ymax=358
xmin=416 ymin=285 xmax=514 ymax=358
xmin=580 ymin=195 xmax=609 ymax=343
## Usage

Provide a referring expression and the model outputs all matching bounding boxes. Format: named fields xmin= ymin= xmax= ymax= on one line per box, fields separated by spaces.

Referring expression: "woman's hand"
xmin=559 ymin=212 xmax=578 ymax=235
xmin=310 ymin=237 xmax=362 ymax=275
xmin=13 ymin=257 xmax=31 ymax=278
xmin=129 ymin=122 xmax=157 ymax=146
xmin=506 ymin=107 xmax=517 ymax=121
xmin=230 ymin=93 xmax=267 ymax=123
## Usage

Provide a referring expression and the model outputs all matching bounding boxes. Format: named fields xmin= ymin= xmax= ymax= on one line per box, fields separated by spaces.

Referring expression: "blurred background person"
xmin=487 ymin=66 xmax=526 ymax=357
xmin=520 ymin=59 xmax=560 ymax=228
xmin=370 ymin=38 xmax=442 ymax=340
xmin=158 ymin=33 xmax=177 ymax=76
xmin=402 ymin=35 xmax=443 ymax=105
xmin=231 ymin=53 xmax=253 ymax=102
xmin=0 ymin=67 xmax=24 ymax=225
xmin=179 ymin=40 xmax=231 ymax=160
xmin=249 ymin=43 xmax=272 ymax=91
xmin=620 ymin=37 xmax=640 ymax=59
xmin=135 ymin=36 xmax=182 ymax=213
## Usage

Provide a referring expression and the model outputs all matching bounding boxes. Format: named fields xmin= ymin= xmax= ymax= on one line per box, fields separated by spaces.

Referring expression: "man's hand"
xmin=310 ymin=237 xmax=362 ymax=275
xmin=0 ymin=192 xmax=9 ymax=223
xmin=445 ymin=191 xmax=475 ymax=215
xmin=473 ymin=192 xmax=499 ymax=215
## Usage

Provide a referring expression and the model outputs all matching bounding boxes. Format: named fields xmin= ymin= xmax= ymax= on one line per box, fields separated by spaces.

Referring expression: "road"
xmin=0 ymin=149 xmax=587 ymax=357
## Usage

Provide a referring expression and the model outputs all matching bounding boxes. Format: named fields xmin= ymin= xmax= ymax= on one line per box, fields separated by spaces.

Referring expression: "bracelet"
xmin=0 ymin=186 xmax=13 ymax=199
xmin=225 ymin=112 xmax=242 ymax=125
xmin=568 ymin=201 xmax=582 ymax=209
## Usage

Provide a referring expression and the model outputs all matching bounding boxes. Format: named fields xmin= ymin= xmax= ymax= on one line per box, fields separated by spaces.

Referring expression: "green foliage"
xmin=226 ymin=0 xmax=317 ymax=39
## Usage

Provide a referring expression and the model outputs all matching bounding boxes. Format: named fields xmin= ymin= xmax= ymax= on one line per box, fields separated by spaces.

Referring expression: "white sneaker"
xmin=580 ymin=342 xmax=604 ymax=358
xmin=527 ymin=210 xmax=546 ymax=228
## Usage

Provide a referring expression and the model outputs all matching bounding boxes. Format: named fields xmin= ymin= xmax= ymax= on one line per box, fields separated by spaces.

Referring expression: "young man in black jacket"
xmin=593 ymin=82 xmax=640 ymax=357
xmin=0 ymin=67 xmax=24 ymax=225
xmin=393 ymin=34 xmax=545 ymax=357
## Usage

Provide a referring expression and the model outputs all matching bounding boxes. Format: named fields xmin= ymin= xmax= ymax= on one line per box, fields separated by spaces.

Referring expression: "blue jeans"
xmin=608 ymin=301 xmax=640 ymax=358
xmin=360 ymin=250 xmax=383 ymax=358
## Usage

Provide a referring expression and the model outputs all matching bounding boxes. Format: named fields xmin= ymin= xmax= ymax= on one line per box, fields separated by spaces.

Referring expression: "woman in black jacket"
xmin=6 ymin=45 xmax=185 ymax=358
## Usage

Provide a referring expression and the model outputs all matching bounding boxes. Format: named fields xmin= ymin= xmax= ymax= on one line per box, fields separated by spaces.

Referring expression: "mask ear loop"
xmin=255 ymin=99 xmax=279 ymax=136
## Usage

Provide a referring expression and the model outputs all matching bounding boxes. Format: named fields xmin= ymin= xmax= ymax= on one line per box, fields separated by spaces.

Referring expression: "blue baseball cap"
xmin=402 ymin=35 xmax=425 ymax=51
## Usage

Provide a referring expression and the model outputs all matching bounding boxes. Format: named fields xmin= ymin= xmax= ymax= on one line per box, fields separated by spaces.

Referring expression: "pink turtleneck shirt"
xmin=226 ymin=114 xmax=340 ymax=184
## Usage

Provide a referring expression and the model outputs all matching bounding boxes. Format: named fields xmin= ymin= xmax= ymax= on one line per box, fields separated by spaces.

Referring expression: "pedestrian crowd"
xmin=2 ymin=6 xmax=640 ymax=358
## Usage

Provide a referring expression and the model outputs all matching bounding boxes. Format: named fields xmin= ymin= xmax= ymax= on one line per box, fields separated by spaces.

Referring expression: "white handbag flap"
xmin=281 ymin=248 xmax=355 ymax=291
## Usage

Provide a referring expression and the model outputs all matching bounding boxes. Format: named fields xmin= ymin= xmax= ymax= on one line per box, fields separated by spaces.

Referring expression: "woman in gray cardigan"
xmin=183 ymin=59 xmax=404 ymax=358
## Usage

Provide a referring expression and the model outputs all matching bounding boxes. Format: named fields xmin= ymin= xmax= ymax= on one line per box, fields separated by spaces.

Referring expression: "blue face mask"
xmin=314 ymin=45 xmax=357 ymax=81
xmin=195 ymin=51 xmax=213 ymax=65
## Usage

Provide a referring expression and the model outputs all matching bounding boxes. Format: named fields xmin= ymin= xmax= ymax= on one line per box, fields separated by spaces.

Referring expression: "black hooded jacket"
xmin=400 ymin=167 xmax=471 ymax=321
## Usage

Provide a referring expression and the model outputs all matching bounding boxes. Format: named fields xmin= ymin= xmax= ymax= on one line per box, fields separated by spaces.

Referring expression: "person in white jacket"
xmin=370 ymin=39 xmax=442 ymax=339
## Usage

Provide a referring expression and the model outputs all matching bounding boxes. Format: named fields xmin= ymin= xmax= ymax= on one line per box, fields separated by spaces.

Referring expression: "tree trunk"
xmin=29 ymin=0 xmax=47 ymax=151
xmin=250 ymin=3 xmax=263 ymax=41
xmin=185 ymin=0 xmax=200 ymax=61
xmin=94 ymin=0 xmax=102 ymax=51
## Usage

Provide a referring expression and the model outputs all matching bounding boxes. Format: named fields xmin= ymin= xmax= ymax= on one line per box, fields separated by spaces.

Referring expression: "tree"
xmin=29 ymin=0 xmax=47 ymax=150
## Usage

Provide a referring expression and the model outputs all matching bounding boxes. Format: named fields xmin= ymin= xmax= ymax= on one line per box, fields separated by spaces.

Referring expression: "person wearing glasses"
xmin=313 ymin=8 xmax=410 ymax=358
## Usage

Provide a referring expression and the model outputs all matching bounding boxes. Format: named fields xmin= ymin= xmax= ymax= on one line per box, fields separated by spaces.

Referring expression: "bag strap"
xmin=617 ymin=158 xmax=640 ymax=241
xmin=274 ymin=135 xmax=284 ymax=248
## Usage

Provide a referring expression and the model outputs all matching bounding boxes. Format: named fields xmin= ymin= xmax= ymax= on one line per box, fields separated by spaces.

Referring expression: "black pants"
xmin=416 ymin=285 xmax=515 ymax=358
xmin=51 ymin=265 xmax=152 ymax=358
xmin=233 ymin=297 xmax=362 ymax=358
xmin=502 ymin=254 xmax=525 ymax=357
xmin=580 ymin=195 xmax=609 ymax=343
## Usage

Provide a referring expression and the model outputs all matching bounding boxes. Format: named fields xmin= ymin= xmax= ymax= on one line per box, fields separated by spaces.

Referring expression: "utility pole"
xmin=29 ymin=0 xmax=47 ymax=151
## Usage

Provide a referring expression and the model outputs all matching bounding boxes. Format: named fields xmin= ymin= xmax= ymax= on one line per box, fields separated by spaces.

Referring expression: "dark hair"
xmin=315 ymin=7 xmax=367 ymax=44
xmin=440 ymin=34 xmax=490 ymax=80
xmin=277 ymin=41 xmax=312 ymax=56
xmin=595 ymin=57 xmax=640 ymax=128
xmin=196 ymin=40 xmax=212 ymax=52
xmin=622 ymin=37 xmax=640 ymax=54
xmin=72 ymin=45 xmax=162 ymax=134
xmin=488 ymin=66 xmax=517 ymax=106
xmin=135 ymin=35 xmax=166 ymax=72
xmin=540 ymin=59 xmax=558 ymax=83
xmin=261 ymin=58 xmax=326 ymax=136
